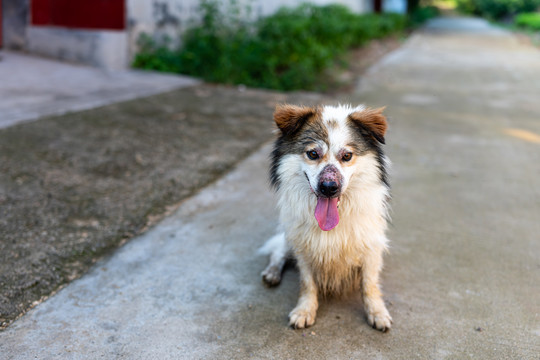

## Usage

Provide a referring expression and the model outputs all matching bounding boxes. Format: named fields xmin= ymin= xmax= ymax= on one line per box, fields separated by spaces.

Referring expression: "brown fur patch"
xmin=348 ymin=107 xmax=387 ymax=144
xmin=274 ymin=104 xmax=319 ymax=136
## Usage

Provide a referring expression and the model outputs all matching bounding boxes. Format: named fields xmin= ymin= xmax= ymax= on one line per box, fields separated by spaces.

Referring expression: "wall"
xmin=126 ymin=0 xmax=373 ymax=60
xmin=383 ymin=0 xmax=406 ymax=13
xmin=127 ymin=0 xmax=200 ymax=61
xmin=26 ymin=27 xmax=128 ymax=69
xmin=2 ymin=0 xmax=29 ymax=50
xmin=256 ymin=0 xmax=372 ymax=15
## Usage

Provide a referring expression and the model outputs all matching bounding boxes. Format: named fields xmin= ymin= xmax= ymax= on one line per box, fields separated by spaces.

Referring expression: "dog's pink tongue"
xmin=314 ymin=197 xmax=339 ymax=231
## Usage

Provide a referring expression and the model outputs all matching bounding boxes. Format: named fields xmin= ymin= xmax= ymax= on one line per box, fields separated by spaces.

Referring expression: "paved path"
xmin=0 ymin=51 xmax=198 ymax=129
xmin=1 ymin=17 xmax=539 ymax=359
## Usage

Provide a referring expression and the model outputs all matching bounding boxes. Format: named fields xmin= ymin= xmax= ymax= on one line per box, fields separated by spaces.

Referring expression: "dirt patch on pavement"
xmin=0 ymin=84 xmax=325 ymax=328
xmin=0 ymin=37 xmax=401 ymax=329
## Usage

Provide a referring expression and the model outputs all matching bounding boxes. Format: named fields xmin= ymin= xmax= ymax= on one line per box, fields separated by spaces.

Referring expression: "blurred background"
xmin=0 ymin=0 xmax=409 ymax=70
xmin=2 ymin=0 xmax=538 ymax=88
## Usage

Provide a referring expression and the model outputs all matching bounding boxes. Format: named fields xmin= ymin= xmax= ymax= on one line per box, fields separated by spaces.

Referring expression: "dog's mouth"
xmin=315 ymin=197 xmax=340 ymax=231
xmin=305 ymin=172 xmax=340 ymax=231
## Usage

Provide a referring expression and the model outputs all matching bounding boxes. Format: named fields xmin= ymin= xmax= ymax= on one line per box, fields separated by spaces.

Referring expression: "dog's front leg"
xmin=362 ymin=247 xmax=392 ymax=332
xmin=289 ymin=256 xmax=318 ymax=329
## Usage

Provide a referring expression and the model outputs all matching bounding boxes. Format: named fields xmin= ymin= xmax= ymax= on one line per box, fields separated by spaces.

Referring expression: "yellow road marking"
xmin=503 ymin=128 xmax=540 ymax=144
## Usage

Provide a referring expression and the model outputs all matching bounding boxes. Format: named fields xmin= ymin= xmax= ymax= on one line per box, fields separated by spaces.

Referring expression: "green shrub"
xmin=133 ymin=34 xmax=183 ymax=72
xmin=515 ymin=12 xmax=540 ymax=29
xmin=409 ymin=5 xmax=440 ymax=25
xmin=456 ymin=0 xmax=477 ymax=14
xmin=133 ymin=2 xmax=407 ymax=91
xmin=457 ymin=0 xmax=540 ymax=19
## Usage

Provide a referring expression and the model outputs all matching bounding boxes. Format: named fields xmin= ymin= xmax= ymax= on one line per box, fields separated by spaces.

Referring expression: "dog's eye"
xmin=342 ymin=152 xmax=353 ymax=162
xmin=306 ymin=150 xmax=319 ymax=160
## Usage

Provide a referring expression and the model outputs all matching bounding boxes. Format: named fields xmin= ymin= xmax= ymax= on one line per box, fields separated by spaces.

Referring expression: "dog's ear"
xmin=274 ymin=104 xmax=317 ymax=136
xmin=349 ymin=107 xmax=388 ymax=144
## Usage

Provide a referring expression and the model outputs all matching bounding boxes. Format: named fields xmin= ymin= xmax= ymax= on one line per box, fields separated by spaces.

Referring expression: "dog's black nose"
xmin=320 ymin=181 xmax=339 ymax=197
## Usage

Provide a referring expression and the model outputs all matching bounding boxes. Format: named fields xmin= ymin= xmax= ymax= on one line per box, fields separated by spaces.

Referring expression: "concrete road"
xmin=0 ymin=51 xmax=198 ymax=129
xmin=1 ymin=17 xmax=539 ymax=359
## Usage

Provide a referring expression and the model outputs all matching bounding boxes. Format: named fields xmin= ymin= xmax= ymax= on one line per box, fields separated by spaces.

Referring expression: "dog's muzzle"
xmin=317 ymin=165 xmax=342 ymax=198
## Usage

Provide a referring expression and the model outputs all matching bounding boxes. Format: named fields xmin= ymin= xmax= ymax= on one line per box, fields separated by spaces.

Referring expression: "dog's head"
xmin=271 ymin=104 xmax=388 ymax=231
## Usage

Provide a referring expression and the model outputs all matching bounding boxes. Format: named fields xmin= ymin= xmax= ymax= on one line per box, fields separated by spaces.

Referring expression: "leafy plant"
xmin=515 ymin=11 xmax=540 ymax=29
xmin=457 ymin=0 xmax=540 ymax=19
xmin=409 ymin=5 xmax=440 ymax=25
xmin=132 ymin=1 xmax=408 ymax=91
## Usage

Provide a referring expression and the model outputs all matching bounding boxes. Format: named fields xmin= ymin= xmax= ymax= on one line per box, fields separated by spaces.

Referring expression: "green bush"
xmin=515 ymin=11 xmax=540 ymax=29
xmin=457 ymin=0 xmax=540 ymax=19
xmin=133 ymin=2 xmax=407 ymax=91
xmin=456 ymin=0 xmax=476 ymax=14
xmin=409 ymin=5 xmax=440 ymax=25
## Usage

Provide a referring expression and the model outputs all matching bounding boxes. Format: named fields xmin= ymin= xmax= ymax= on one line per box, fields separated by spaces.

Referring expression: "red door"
xmin=31 ymin=0 xmax=125 ymax=30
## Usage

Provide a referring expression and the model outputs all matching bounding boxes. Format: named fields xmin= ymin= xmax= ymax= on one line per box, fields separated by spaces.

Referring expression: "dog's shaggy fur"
xmin=260 ymin=104 xmax=392 ymax=331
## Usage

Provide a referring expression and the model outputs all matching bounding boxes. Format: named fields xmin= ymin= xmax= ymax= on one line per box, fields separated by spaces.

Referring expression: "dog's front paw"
xmin=366 ymin=306 xmax=392 ymax=332
xmin=288 ymin=306 xmax=317 ymax=329
xmin=261 ymin=265 xmax=282 ymax=287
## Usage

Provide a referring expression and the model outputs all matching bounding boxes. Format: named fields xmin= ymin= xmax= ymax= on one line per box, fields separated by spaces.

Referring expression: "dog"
xmin=260 ymin=104 xmax=392 ymax=331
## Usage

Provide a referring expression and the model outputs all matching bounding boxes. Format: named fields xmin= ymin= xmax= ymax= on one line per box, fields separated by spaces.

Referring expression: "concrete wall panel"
xmin=27 ymin=27 xmax=128 ymax=70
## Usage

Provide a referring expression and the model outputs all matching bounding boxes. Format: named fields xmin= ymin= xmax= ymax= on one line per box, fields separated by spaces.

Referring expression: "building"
xmin=0 ymin=0 xmax=406 ymax=70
